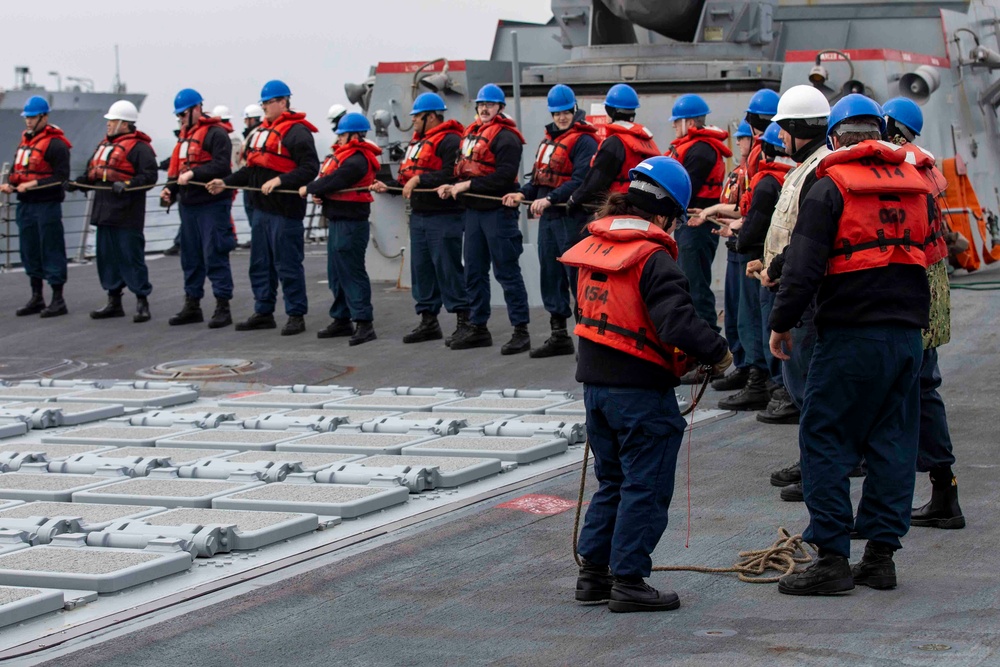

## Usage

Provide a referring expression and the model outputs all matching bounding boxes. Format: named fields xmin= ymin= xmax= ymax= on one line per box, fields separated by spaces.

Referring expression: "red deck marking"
xmin=375 ymin=61 xmax=468 ymax=74
xmin=498 ymin=494 xmax=580 ymax=515
xmin=223 ymin=391 xmax=263 ymax=399
xmin=785 ymin=48 xmax=949 ymax=68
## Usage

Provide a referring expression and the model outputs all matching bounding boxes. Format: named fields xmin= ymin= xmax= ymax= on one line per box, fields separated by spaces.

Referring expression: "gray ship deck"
xmin=2 ymin=250 xmax=999 ymax=666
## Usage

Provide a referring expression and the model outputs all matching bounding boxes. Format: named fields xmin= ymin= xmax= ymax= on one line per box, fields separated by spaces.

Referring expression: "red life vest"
xmin=454 ymin=115 xmax=525 ymax=180
xmin=86 ymin=131 xmax=153 ymax=183
xmin=397 ymin=119 xmax=464 ymax=182
xmin=899 ymin=142 xmax=949 ymax=265
xmin=721 ymin=163 xmax=746 ymax=206
xmin=317 ymin=139 xmax=383 ymax=203
xmin=167 ymin=116 xmax=226 ymax=179
xmin=746 ymin=156 xmax=794 ymax=205
xmin=817 ymin=140 xmax=932 ymax=275
xmin=9 ymin=125 xmax=72 ymax=185
xmin=739 ymin=142 xmax=764 ymax=215
xmin=245 ymin=111 xmax=318 ymax=174
xmin=530 ymin=120 xmax=599 ymax=189
xmin=559 ymin=215 xmax=696 ymax=376
xmin=595 ymin=122 xmax=660 ymax=194
xmin=669 ymin=126 xmax=733 ymax=200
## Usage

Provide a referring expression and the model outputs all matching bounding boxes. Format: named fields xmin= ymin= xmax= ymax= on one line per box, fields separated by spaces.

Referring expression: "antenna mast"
xmin=113 ymin=44 xmax=124 ymax=93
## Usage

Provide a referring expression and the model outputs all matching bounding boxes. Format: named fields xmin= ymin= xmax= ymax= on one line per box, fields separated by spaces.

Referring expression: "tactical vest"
xmin=454 ymin=115 xmax=525 ymax=180
xmin=86 ymin=131 xmax=153 ymax=183
xmin=530 ymin=121 xmax=598 ymax=189
xmin=167 ymin=116 xmax=226 ymax=179
xmin=669 ymin=126 xmax=732 ymax=200
xmin=763 ymin=143 xmax=831 ymax=271
xmin=10 ymin=125 xmax=72 ymax=185
xmin=317 ymin=139 xmax=382 ymax=203
xmin=595 ymin=122 xmax=660 ymax=194
xmin=397 ymin=119 xmax=464 ymax=182
xmin=245 ymin=112 xmax=318 ymax=174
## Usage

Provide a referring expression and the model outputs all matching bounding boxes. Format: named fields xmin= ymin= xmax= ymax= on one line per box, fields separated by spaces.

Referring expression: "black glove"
xmin=111 ymin=181 xmax=128 ymax=195
xmin=566 ymin=196 xmax=582 ymax=215
xmin=63 ymin=181 xmax=79 ymax=193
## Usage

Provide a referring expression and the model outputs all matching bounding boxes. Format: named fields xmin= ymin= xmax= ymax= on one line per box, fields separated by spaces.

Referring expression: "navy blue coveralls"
xmin=770 ymin=177 xmax=930 ymax=558
xmin=675 ymin=141 xmax=723 ymax=332
xmin=167 ymin=124 xmax=235 ymax=301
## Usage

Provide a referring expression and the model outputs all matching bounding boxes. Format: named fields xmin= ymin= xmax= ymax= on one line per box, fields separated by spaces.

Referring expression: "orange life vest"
xmin=739 ymin=142 xmax=764 ymax=215
xmin=817 ymin=140 xmax=932 ymax=275
xmin=9 ymin=125 xmax=72 ymax=185
xmin=317 ymin=139 xmax=383 ymax=203
xmin=595 ymin=122 xmax=660 ymax=194
xmin=167 ymin=116 xmax=227 ymax=179
xmin=397 ymin=119 xmax=464 ymax=182
xmin=245 ymin=111 xmax=318 ymax=174
xmin=559 ymin=215 xmax=696 ymax=376
xmin=721 ymin=163 xmax=746 ymax=206
xmin=669 ymin=126 xmax=733 ymax=201
xmin=86 ymin=131 xmax=153 ymax=183
xmin=899 ymin=143 xmax=949 ymax=266
xmin=530 ymin=121 xmax=598 ymax=189
xmin=454 ymin=115 xmax=525 ymax=180
xmin=746 ymin=156 xmax=794 ymax=203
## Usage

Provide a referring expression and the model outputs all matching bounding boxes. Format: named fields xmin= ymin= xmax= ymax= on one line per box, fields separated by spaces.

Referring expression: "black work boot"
xmin=349 ymin=321 xmax=377 ymax=346
xmin=168 ymin=296 xmax=203 ymax=326
xmin=780 ymin=481 xmax=804 ymax=502
xmin=770 ymin=461 xmax=802 ymax=488
xmin=235 ymin=312 xmax=277 ymax=331
xmin=756 ymin=386 xmax=801 ymax=424
xmin=445 ymin=310 xmax=470 ymax=348
xmin=451 ymin=323 xmax=492 ymax=350
xmin=39 ymin=284 xmax=68 ymax=318
xmin=133 ymin=295 xmax=151 ymax=323
xmin=574 ymin=559 xmax=614 ymax=604
xmin=911 ymin=471 xmax=965 ymax=529
xmin=403 ymin=312 xmax=442 ymax=344
xmin=207 ymin=298 xmax=232 ymax=329
xmin=17 ymin=278 xmax=45 ymax=316
xmin=608 ymin=577 xmax=681 ymax=613
xmin=90 ymin=292 xmax=125 ymax=319
xmin=778 ymin=552 xmax=854 ymax=596
xmin=317 ymin=318 xmax=354 ymax=339
xmin=530 ymin=316 xmax=574 ymax=358
xmin=680 ymin=366 xmax=723 ymax=385
xmin=711 ymin=365 xmax=749 ymax=391
xmin=718 ymin=367 xmax=771 ymax=411
xmin=501 ymin=324 xmax=531 ymax=355
xmin=851 ymin=541 xmax=897 ymax=589
xmin=281 ymin=315 xmax=306 ymax=336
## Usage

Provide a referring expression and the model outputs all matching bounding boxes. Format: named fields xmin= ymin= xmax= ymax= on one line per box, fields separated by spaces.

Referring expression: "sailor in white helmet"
xmin=212 ymin=105 xmax=243 ymax=170
xmin=327 ymin=104 xmax=347 ymax=132
xmin=237 ymin=103 xmax=265 ymax=230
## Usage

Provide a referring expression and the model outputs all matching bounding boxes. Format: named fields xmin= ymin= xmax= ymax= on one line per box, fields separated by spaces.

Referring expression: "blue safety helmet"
xmin=475 ymin=84 xmax=506 ymax=105
xmin=827 ymin=94 xmax=886 ymax=148
xmin=604 ymin=83 xmax=640 ymax=110
xmin=335 ymin=112 xmax=371 ymax=134
xmin=746 ymin=89 xmax=780 ymax=117
xmin=882 ymin=96 xmax=923 ymax=136
xmin=410 ymin=92 xmax=447 ymax=115
xmin=628 ymin=156 xmax=692 ymax=217
xmin=670 ymin=94 xmax=711 ymax=121
xmin=172 ymin=88 xmax=203 ymax=115
xmin=546 ymin=84 xmax=577 ymax=113
xmin=760 ymin=122 xmax=785 ymax=151
xmin=734 ymin=120 xmax=753 ymax=139
xmin=260 ymin=79 xmax=292 ymax=103
xmin=21 ymin=96 xmax=50 ymax=118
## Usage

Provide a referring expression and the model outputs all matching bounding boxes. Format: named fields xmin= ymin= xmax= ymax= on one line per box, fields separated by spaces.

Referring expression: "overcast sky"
xmin=1 ymin=0 xmax=552 ymax=155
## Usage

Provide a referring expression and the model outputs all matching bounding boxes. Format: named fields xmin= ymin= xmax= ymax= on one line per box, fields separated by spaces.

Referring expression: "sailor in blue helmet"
xmin=161 ymin=88 xmax=237 ymax=330
xmin=561 ymin=156 xmax=730 ymax=612
xmin=372 ymin=92 xmax=470 ymax=346
xmin=300 ymin=113 xmax=382 ymax=346
xmin=502 ymin=84 xmax=598 ymax=358
xmin=770 ymin=94 xmax=933 ymax=595
xmin=437 ymin=83 xmax=531 ymax=355
xmin=1 ymin=96 xmax=72 ymax=318
xmin=883 ymin=96 xmax=965 ymax=532
xmin=207 ymin=80 xmax=320 ymax=336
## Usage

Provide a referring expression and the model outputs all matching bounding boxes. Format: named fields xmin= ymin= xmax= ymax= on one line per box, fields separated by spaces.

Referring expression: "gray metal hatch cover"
xmin=41 ymin=425 xmax=202 ymax=447
xmin=0 ymin=501 xmax=166 ymax=531
xmin=73 ymin=477 xmax=265 ymax=509
xmin=0 ymin=586 xmax=65 ymax=628
xmin=59 ymin=388 xmax=199 ymax=408
xmin=156 ymin=429 xmax=312 ymax=452
xmin=139 ymin=508 xmax=321 ymax=551
xmin=213 ymin=482 xmax=410 ymax=519
xmin=401 ymin=435 xmax=568 ymax=464
xmin=276 ymin=432 xmax=440 ymax=455
xmin=0 ymin=473 xmax=121 ymax=503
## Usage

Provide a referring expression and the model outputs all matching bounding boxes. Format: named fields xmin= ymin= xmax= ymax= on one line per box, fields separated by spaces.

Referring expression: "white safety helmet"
xmin=104 ymin=100 xmax=139 ymax=123
xmin=243 ymin=103 xmax=264 ymax=120
xmin=771 ymin=85 xmax=831 ymax=122
xmin=212 ymin=104 xmax=232 ymax=120
xmin=327 ymin=103 xmax=347 ymax=123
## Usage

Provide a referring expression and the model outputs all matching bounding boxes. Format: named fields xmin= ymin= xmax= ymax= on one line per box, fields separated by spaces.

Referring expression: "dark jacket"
xmin=167 ymin=125 xmax=233 ymax=207
xmin=681 ymin=141 xmax=721 ymax=209
xmin=379 ymin=132 xmax=461 ymax=215
xmin=75 ymin=138 xmax=158 ymax=229
xmin=16 ymin=132 xmax=71 ymax=204
xmin=521 ymin=114 xmax=598 ymax=223
xmin=305 ymin=151 xmax=371 ymax=221
xmin=577 ymin=250 xmax=729 ymax=389
xmin=462 ymin=128 xmax=522 ymax=211
xmin=736 ymin=173 xmax=781 ymax=260
xmin=569 ymin=135 xmax=624 ymax=208
xmin=224 ymin=123 xmax=319 ymax=220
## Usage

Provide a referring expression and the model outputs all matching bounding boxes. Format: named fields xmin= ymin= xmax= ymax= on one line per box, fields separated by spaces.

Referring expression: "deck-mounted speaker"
xmin=899 ymin=65 xmax=941 ymax=103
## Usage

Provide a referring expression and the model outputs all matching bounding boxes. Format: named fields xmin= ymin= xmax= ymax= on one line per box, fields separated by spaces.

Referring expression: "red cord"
xmin=685 ymin=383 xmax=697 ymax=548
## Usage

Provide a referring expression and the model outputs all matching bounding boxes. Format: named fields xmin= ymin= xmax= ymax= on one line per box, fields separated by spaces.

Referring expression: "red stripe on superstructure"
xmin=785 ymin=49 xmax=950 ymax=69
xmin=375 ymin=61 xmax=467 ymax=74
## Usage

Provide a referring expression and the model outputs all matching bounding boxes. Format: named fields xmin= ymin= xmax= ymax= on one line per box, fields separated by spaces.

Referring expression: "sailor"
xmin=566 ymin=83 xmax=659 ymax=211
xmin=739 ymin=89 xmax=781 ymax=201
xmin=327 ymin=104 xmax=347 ymax=133
xmin=371 ymin=92 xmax=470 ymax=345
xmin=437 ymin=83 xmax=530 ymax=354
xmin=502 ymin=84 xmax=598 ymax=358
xmin=771 ymin=95 xmax=932 ymax=595
xmin=238 ymin=103 xmax=265 ymax=233
xmin=161 ymin=89 xmax=236 ymax=330
xmin=562 ymin=156 xmax=731 ymax=612
xmin=207 ymin=80 xmax=319 ymax=336
xmin=66 ymin=100 xmax=157 ymax=323
xmin=300 ymin=112 xmax=381 ymax=346
xmin=883 ymin=96 xmax=965 ymax=530
xmin=1 ymin=96 xmax=72 ymax=318
xmin=211 ymin=105 xmax=244 ymax=170
xmin=668 ymin=94 xmax=732 ymax=333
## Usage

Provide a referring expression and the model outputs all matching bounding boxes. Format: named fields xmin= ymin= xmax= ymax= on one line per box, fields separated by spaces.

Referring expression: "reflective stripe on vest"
xmin=397 ymin=119 xmax=464 ymax=183
xmin=454 ymin=115 xmax=525 ymax=180
xmin=9 ymin=126 xmax=71 ymax=185
xmin=530 ymin=121 xmax=597 ymax=189
xmin=86 ymin=131 xmax=152 ymax=183
xmin=762 ymin=144 xmax=830 ymax=271
xmin=317 ymin=139 xmax=382 ymax=203
xmin=245 ymin=112 xmax=318 ymax=174
xmin=168 ymin=117 xmax=226 ymax=179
